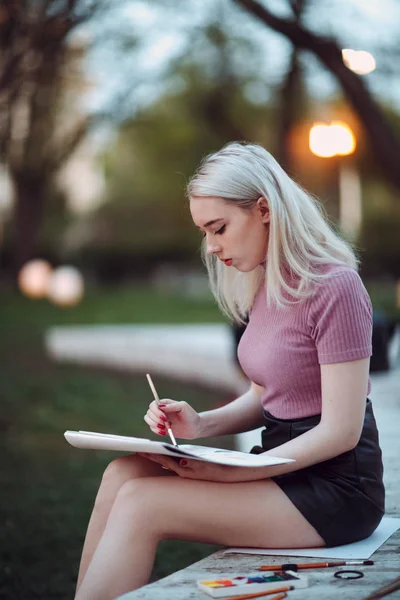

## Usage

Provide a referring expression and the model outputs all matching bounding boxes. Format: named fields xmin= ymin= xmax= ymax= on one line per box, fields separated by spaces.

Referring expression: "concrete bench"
xmin=118 ymin=529 xmax=400 ymax=599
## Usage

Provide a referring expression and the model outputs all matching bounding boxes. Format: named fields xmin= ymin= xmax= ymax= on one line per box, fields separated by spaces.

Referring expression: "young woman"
xmin=75 ymin=142 xmax=385 ymax=600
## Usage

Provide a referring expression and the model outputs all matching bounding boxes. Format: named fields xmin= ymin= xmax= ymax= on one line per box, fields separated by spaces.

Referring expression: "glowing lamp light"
xmin=309 ymin=122 xmax=356 ymax=158
xmin=342 ymin=49 xmax=376 ymax=75
xmin=47 ymin=266 xmax=84 ymax=307
xmin=330 ymin=122 xmax=356 ymax=155
xmin=309 ymin=123 xmax=336 ymax=158
xmin=18 ymin=259 xmax=53 ymax=299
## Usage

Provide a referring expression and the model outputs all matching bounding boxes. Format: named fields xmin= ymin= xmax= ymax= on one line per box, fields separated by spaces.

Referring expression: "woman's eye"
xmin=201 ymin=225 xmax=226 ymax=238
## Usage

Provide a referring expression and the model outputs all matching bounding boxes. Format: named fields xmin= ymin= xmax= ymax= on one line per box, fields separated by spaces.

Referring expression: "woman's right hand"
xmin=144 ymin=398 xmax=202 ymax=440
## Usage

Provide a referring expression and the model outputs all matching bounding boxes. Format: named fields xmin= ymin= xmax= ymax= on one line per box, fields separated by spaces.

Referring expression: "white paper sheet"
xmin=224 ymin=516 xmax=400 ymax=560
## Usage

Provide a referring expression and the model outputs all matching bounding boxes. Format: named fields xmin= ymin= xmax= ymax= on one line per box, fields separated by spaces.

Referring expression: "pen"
xmin=258 ymin=559 xmax=374 ymax=571
xmin=146 ymin=373 xmax=179 ymax=447
xmin=226 ymin=590 xmax=288 ymax=600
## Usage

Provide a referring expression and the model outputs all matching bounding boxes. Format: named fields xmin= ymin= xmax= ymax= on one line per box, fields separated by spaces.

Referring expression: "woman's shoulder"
xmin=307 ymin=263 xmax=372 ymax=318
xmin=314 ymin=264 xmax=366 ymax=292
xmin=317 ymin=262 xmax=357 ymax=276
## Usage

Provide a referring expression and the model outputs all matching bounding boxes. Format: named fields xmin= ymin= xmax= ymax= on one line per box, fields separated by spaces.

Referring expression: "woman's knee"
xmin=114 ymin=478 xmax=163 ymax=525
xmin=101 ymin=454 xmax=153 ymax=489
xmin=94 ymin=456 xmax=142 ymax=509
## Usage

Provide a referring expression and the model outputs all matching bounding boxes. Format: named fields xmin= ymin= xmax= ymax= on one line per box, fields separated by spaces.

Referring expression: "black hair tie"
xmin=334 ymin=569 xmax=364 ymax=579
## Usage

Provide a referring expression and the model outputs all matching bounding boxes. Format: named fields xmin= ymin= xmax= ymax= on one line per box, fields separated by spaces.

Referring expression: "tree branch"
xmin=233 ymin=0 xmax=400 ymax=192
xmin=48 ymin=116 xmax=90 ymax=173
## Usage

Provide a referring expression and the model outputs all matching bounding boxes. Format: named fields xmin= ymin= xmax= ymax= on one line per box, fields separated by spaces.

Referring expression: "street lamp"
xmin=309 ymin=121 xmax=361 ymax=240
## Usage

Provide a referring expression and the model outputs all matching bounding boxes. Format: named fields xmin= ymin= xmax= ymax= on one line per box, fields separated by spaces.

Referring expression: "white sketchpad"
xmin=64 ymin=430 xmax=295 ymax=468
xmin=224 ymin=516 xmax=400 ymax=560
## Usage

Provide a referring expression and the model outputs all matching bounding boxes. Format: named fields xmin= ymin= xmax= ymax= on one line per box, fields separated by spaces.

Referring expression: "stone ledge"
xmin=118 ymin=528 xmax=400 ymax=599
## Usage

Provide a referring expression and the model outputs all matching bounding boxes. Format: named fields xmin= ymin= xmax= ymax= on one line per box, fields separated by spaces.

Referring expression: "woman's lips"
xmin=224 ymin=259 xmax=233 ymax=266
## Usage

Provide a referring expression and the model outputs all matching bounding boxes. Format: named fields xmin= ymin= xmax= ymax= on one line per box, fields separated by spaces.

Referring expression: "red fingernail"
xmin=160 ymin=415 xmax=167 ymax=421
xmin=159 ymin=403 xmax=166 ymax=408
xmin=157 ymin=424 xmax=166 ymax=430
xmin=179 ymin=459 xmax=188 ymax=466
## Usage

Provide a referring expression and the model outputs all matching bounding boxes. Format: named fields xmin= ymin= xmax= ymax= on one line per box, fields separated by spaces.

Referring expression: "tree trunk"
xmin=276 ymin=48 xmax=301 ymax=173
xmin=13 ymin=175 xmax=45 ymax=273
xmin=276 ymin=0 xmax=306 ymax=173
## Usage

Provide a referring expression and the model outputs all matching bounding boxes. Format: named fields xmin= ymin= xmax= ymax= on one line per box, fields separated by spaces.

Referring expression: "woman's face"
xmin=190 ymin=196 xmax=270 ymax=272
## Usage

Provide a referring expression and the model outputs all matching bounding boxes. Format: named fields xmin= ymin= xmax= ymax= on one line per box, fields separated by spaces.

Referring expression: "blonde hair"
xmin=187 ymin=142 xmax=359 ymax=324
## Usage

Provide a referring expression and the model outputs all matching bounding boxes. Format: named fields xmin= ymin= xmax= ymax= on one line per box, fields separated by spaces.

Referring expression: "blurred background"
xmin=1 ymin=0 xmax=400 ymax=598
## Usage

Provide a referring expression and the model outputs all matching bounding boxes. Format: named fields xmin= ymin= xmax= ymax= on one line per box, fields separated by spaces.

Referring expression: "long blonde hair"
xmin=187 ymin=142 xmax=358 ymax=324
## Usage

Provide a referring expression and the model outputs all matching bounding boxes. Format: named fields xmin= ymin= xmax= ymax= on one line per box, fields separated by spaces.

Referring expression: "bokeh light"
xmin=342 ymin=49 xmax=376 ymax=75
xmin=18 ymin=259 xmax=53 ymax=299
xmin=47 ymin=266 xmax=84 ymax=307
xmin=309 ymin=121 xmax=356 ymax=158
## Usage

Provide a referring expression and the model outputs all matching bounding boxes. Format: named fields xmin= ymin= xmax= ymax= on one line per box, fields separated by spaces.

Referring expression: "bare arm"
xmin=217 ymin=356 xmax=371 ymax=481
xmin=144 ymin=381 xmax=265 ymax=440
xmin=142 ymin=358 xmax=370 ymax=483
xmin=196 ymin=382 xmax=265 ymax=437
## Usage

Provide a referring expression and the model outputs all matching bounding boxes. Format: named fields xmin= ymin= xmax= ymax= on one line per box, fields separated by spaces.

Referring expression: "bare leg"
xmin=76 ymin=455 xmax=172 ymax=592
xmin=75 ymin=475 xmax=325 ymax=600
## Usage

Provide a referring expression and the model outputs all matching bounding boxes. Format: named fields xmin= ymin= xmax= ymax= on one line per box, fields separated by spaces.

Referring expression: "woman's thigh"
xmin=102 ymin=454 xmax=175 ymax=485
xmin=117 ymin=476 xmax=326 ymax=549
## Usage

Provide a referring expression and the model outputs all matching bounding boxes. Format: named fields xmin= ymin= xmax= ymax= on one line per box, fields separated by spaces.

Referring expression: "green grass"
xmin=0 ymin=285 xmax=232 ymax=600
xmin=0 ymin=284 xmax=223 ymax=328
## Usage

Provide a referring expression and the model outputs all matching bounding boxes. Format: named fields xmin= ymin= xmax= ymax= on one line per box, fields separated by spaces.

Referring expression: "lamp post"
xmin=309 ymin=121 xmax=361 ymax=241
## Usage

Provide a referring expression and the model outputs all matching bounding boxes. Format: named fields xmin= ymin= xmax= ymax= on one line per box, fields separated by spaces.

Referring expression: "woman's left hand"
xmin=137 ymin=453 xmax=263 ymax=482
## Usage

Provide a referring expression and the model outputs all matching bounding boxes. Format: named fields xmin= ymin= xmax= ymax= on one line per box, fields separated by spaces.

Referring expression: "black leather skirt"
xmin=250 ymin=399 xmax=385 ymax=547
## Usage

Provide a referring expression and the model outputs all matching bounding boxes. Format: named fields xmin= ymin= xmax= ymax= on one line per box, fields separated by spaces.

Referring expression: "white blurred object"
xmin=48 ymin=266 xmax=84 ymax=307
xmin=342 ymin=49 xmax=376 ymax=75
xmin=18 ymin=259 xmax=53 ymax=299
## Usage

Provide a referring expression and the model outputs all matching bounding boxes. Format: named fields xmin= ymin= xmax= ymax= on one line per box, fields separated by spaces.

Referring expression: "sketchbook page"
xmin=223 ymin=517 xmax=400 ymax=560
xmin=64 ymin=431 xmax=295 ymax=468
xmin=179 ymin=444 xmax=295 ymax=467
xmin=64 ymin=431 xmax=191 ymax=457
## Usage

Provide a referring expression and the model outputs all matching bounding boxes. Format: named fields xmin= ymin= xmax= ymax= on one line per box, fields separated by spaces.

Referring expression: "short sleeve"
xmin=307 ymin=269 xmax=373 ymax=364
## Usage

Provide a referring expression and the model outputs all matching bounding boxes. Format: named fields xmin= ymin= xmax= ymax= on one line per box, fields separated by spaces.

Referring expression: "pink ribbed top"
xmin=237 ymin=265 xmax=373 ymax=419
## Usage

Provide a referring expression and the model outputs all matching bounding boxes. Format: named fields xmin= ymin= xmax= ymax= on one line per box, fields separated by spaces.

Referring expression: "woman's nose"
xmin=206 ymin=242 xmax=221 ymax=255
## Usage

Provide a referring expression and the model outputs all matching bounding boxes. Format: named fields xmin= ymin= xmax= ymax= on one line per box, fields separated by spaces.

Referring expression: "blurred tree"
xmin=275 ymin=0 xmax=307 ymax=173
xmin=233 ymin=0 xmax=400 ymax=193
xmin=0 ymin=0 xmax=106 ymax=272
xmin=72 ymin=19 xmax=276 ymax=278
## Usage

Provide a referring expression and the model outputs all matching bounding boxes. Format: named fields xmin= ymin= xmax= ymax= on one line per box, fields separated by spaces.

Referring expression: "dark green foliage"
xmin=0 ymin=287 xmax=232 ymax=599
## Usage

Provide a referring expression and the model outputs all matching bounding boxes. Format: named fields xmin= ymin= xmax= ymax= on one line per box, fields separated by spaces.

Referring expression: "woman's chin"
xmin=235 ymin=262 xmax=257 ymax=273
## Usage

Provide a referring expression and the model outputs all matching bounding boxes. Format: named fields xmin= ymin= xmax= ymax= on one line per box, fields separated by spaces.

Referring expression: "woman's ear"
xmin=256 ymin=196 xmax=270 ymax=223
